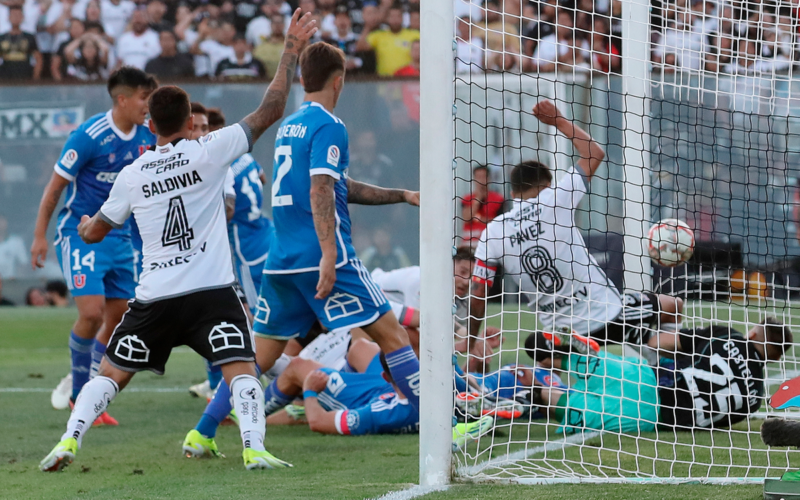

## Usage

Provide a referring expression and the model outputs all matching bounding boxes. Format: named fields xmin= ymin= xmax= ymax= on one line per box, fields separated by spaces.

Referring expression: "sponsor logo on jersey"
xmin=159 ymin=147 xmax=169 ymax=154
xmin=142 ymin=170 xmax=202 ymax=198
xmin=108 ymin=153 xmax=115 ymax=163
xmin=149 ymin=242 xmax=206 ymax=270
xmin=208 ymin=322 xmax=246 ymax=353
xmin=324 ymin=293 xmax=364 ymax=322
xmin=124 ymin=151 xmax=134 ymax=160
xmin=100 ymin=134 xmax=114 ymax=146
xmin=200 ymin=131 xmax=218 ymax=143
xmin=95 ymin=171 xmax=119 ymax=183
xmin=73 ymin=273 xmax=86 ymax=289
xmin=141 ymin=152 xmax=189 ymax=174
xmin=138 ymin=145 xmax=147 ymax=156
xmin=327 ymin=145 xmax=340 ymax=167
xmin=61 ymin=149 xmax=78 ymax=168
xmin=115 ymin=335 xmax=150 ymax=363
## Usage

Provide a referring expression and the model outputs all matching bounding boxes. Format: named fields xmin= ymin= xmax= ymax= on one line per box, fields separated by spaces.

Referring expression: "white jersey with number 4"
xmin=473 ymin=166 xmax=622 ymax=336
xmin=99 ymin=123 xmax=252 ymax=302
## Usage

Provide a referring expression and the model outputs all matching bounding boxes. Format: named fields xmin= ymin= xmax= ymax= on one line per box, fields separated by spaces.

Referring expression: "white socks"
xmin=230 ymin=374 xmax=266 ymax=452
xmin=264 ymin=353 xmax=292 ymax=380
xmin=61 ymin=376 xmax=119 ymax=447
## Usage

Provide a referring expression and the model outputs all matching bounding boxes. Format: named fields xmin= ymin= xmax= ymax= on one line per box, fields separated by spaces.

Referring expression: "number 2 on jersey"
xmin=162 ymin=196 xmax=194 ymax=251
xmin=272 ymin=145 xmax=293 ymax=207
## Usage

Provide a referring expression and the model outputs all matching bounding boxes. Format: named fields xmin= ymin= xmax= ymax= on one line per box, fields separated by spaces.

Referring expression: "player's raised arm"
xmin=533 ymin=100 xmax=605 ymax=179
xmin=241 ymin=9 xmax=317 ymax=144
xmin=346 ymin=179 xmax=419 ymax=206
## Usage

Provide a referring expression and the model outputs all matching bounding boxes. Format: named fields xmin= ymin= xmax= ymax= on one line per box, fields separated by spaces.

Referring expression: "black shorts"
xmin=105 ymin=285 xmax=255 ymax=375
xmin=593 ymin=292 xmax=661 ymax=345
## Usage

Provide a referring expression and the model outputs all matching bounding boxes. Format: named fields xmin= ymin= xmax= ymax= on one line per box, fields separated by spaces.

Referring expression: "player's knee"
xmin=77 ymin=305 xmax=105 ymax=331
xmin=285 ymin=357 xmax=318 ymax=384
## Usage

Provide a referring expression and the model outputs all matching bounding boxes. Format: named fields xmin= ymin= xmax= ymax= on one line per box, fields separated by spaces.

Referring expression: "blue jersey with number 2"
xmin=54 ymin=110 xmax=155 ymax=241
xmin=264 ymin=101 xmax=355 ymax=273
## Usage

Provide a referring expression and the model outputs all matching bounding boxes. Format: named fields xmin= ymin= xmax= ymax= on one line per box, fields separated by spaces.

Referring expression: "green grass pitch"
xmin=0 ymin=305 xmax=791 ymax=499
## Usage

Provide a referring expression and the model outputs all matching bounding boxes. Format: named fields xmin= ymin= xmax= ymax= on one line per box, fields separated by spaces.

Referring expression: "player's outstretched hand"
xmin=532 ymin=100 xmax=564 ymax=126
xmin=404 ymin=190 xmax=420 ymax=206
xmin=315 ymin=254 xmax=336 ymax=300
xmin=284 ymin=8 xmax=317 ymax=54
xmin=303 ymin=370 xmax=329 ymax=394
xmin=483 ymin=326 xmax=503 ymax=349
xmin=30 ymin=235 xmax=48 ymax=269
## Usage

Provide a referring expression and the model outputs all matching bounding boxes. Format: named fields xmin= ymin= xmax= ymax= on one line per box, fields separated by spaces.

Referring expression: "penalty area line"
xmin=0 ymin=387 xmax=187 ymax=393
xmin=370 ymin=485 xmax=450 ymax=500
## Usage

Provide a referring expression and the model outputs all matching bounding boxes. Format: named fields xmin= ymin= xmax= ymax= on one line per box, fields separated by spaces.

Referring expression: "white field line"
xmin=370 ymin=485 xmax=449 ymax=500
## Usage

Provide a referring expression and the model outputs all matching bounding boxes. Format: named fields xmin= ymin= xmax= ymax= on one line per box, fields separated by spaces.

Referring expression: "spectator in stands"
xmin=64 ymin=32 xmax=110 ymax=80
xmin=407 ymin=5 xmax=420 ymax=31
xmin=100 ymin=0 xmax=135 ymax=43
xmin=361 ymin=228 xmax=411 ymax=272
xmin=522 ymin=0 xmax=556 ymax=58
xmin=26 ymin=287 xmax=48 ymax=306
xmin=349 ymin=129 xmax=394 ymax=186
xmin=691 ymin=0 xmax=718 ymax=35
xmin=51 ymin=17 xmax=84 ymax=81
xmin=215 ymin=33 xmax=265 ymax=79
xmin=393 ymin=38 xmax=419 ymax=76
xmin=590 ymin=15 xmax=620 ymax=73
xmin=45 ymin=279 xmax=69 ymax=307
xmin=191 ymin=19 xmax=236 ymax=78
xmin=253 ymin=13 xmax=286 ymax=78
xmin=0 ymin=275 xmax=14 ymax=307
xmin=0 ymin=215 xmax=27 ymax=280
xmin=461 ymin=165 xmax=504 ymax=246
xmin=455 ymin=17 xmax=484 ymax=74
xmin=0 ymin=6 xmax=42 ymax=80
xmin=21 ymin=0 xmax=64 ymax=73
xmin=245 ymin=0 xmax=283 ymax=47
xmin=761 ymin=28 xmax=792 ymax=73
xmin=526 ymin=9 xmax=589 ymax=73
xmin=316 ymin=0 xmax=337 ymax=36
xmin=323 ymin=4 xmax=375 ymax=74
xmin=146 ymin=0 xmax=172 ymax=32
xmin=357 ymin=2 xmax=419 ymax=76
xmin=776 ymin=11 xmax=796 ymax=62
xmin=145 ymin=29 xmax=194 ymax=79
xmin=725 ymin=32 xmax=760 ymax=74
xmin=653 ymin=9 xmax=704 ymax=73
xmin=232 ymin=0 xmax=263 ymax=35
xmin=115 ymin=8 xmax=160 ymax=69
xmin=477 ymin=0 xmax=521 ymax=68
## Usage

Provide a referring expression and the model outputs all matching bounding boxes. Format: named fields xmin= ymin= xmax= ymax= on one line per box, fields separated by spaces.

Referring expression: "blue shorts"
xmin=253 ymin=258 xmax=392 ymax=340
xmin=364 ymin=353 xmax=384 ymax=375
xmin=316 ymin=368 xmax=391 ymax=411
xmin=56 ymin=232 xmax=136 ymax=299
xmin=234 ymin=258 xmax=264 ymax=312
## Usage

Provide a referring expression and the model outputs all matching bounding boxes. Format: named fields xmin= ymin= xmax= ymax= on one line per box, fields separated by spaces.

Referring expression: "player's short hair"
xmin=207 ymin=107 xmax=226 ymax=128
xmin=8 ymin=5 xmax=22 ymax=13
xmin=379 ymin=353 xmax=393 ymax=383
xmin=473 ymin=164 xmax=489 ymax=175
xmin=453 ymin=245 xmax=475 ymax=263
xmin=764 ymin=316 xmax=793 ymax=360
xmin=190 ymin=101 xmax=207 ymax=116
xmin=45 ymin=279 xmax=68 ymax=299
xmin=107 ymin=66 xmax=158 ymax=100
xmin=148 ymin=86 xmax=191 ymax=137
xmin=510 ymin=160 xmax=552 ymax=194
xmin=300 ymin=42 xmax=346 ymax=93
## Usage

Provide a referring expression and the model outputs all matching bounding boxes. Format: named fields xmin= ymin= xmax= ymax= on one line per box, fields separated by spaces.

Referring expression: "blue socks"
xmin=384 ymin=346 xmax=421 ymax=412
xmin=263 ymin=380 xmax=293 ymax=416
xmin=90 ymin=339 xmax=106 ymax=379
xmin=195 ymin=379 xmax=232 ymax=438
xmin=69 ymin=332 xmax=93 ymax=400
xmin=206 ymin=360 xmax=222 ymax=390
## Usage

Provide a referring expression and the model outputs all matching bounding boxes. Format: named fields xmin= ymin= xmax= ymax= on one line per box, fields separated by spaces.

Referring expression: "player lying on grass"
xmin=468 ymin=99 xmax=683 ymax=355
xmin=39 ymin=10 xmax=317 ymax=472
xmin=40 ymin=68 xmax=158 ymax=422
xmin=523 ymin=317 xmax=792 ymax=433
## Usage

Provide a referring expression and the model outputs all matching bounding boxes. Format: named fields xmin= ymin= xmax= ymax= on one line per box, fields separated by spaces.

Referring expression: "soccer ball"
xmin=647 ymin=219 xmax=695 ymax=267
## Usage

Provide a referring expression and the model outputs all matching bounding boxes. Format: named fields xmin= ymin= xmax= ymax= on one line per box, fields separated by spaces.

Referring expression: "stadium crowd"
xmin=1 ymin=0 xmax=797 ymax=81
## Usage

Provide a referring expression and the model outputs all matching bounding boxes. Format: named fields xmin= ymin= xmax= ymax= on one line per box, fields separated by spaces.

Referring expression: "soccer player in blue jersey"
xmin=31 ymin=67 xmax=158 ymax=424
xmin=183 ymin=42 xmax=423 ymax=457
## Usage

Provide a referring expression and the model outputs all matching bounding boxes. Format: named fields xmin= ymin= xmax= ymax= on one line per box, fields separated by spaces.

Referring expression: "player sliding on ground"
xmin=468 ymin=99 xmax=683 ymax=351
xmin=39 ymin=10 xmax=317 ymax=472
xmin=34 ymin=68 xmax=158 ymax=421
xmin=183 ymin=41 xmax=423 ymax=458
xmin=523 ymin=317 xmax=792 ymax=433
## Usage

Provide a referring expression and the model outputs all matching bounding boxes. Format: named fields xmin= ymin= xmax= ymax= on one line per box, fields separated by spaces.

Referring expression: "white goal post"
xmin=419 ymin=0 xmax=800 ymax=487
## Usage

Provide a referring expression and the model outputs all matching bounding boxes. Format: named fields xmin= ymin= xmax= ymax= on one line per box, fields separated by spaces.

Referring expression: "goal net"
xmin=443 ymin=0 xmax=800 ymax=484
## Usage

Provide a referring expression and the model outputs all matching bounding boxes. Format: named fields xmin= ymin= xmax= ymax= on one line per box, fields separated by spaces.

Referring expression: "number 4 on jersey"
xmin=162 ymin=196 xmax=194 ymax=251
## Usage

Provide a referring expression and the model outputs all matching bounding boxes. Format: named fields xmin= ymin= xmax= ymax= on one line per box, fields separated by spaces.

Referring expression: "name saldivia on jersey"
xmin=142 ymin=170 xmax=202 ymax=198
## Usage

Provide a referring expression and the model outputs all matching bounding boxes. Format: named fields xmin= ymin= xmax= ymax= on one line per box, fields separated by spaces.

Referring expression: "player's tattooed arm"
xmin=346 ymin=179 xmax=420 ymax=206
xmin=311 ymin=175 xmax=337 ymax=299
xmin=241 ymin=9 xmax=317 ymax=144
xmin=31 ymin=172 xmax=71 ymax=269
xmin=532 ymin=99 xmax=605 ymax=178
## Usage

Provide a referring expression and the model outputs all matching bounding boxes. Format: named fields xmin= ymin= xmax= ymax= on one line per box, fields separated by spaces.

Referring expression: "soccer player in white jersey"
xmin=469 ymin=100 xmax=683 ymax=351
xmin=39 ymin=10 xmax=318 ymax=473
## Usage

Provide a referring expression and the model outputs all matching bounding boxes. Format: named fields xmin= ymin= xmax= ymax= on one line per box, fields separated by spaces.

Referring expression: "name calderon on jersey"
xmin=142 ymin=170 xmax=203 ymax=198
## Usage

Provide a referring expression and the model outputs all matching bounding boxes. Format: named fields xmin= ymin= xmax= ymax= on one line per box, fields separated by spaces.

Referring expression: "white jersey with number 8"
xmin=473 ymin=166 xmax=623 ymax=336
xmin=99 ymin=124 xmax=252 ymax=302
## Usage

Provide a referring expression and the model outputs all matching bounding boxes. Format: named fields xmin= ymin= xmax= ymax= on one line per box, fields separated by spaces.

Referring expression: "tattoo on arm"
xmin=241 ymin=38 xmax=300 ymax=144
xmin=346 ymin=178 xmax=406 ymax=205
xmin=310 ymin=175 xmax=338 ymax=255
